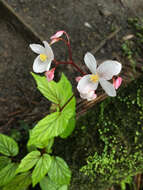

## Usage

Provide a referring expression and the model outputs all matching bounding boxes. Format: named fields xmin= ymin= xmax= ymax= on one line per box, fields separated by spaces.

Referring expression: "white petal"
xmin=43 ymin=41 xmax=54 ymax=60
xmin=80 ymin=91 xmax=93 ymax=99
xmin=84 ymin=52 xmax=97 ymax=74
xmin=99 ymin=78 xmax=116 ymax=97
xmin=29 ymin=44 xmax=45 ymax=54
xmin=80 ymin=93 xmax=88 ymax=99
xmin=45 ymin=60 xmax=52 ymax=71
xmin=77 ymin=75 xmax=99 ymax=93
xmin=87 ymin=93 xmax=97 ymax=101
xmin=97 ymin=60 xmax=122 ymax=80
xmin=33 ymin=55 xmax=48 ymax=73
xmin=80 ymin=91 xmax=97 ymax=101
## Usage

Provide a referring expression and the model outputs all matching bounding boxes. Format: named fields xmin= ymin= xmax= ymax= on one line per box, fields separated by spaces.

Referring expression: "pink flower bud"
xmin=75 ymin=76 xmax=82 ymax=82
xmin=113 ymin=77 xmax=122 ymax=89
xmin=45 ymin=68 xmax=55 ymax=82
xmin=50 ymin=30 xmax=65 ymax=40
xmin=50 ymin=38 xmax=60 ymax=45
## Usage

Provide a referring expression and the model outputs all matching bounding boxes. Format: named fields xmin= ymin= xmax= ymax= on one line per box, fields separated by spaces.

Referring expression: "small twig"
xmin=91 ymin=27 xmax=121 ymax=54
xmin=8 ymin=110 xmax=23 ymax=117
xmin=76 ymin=93 xmax=107 ymax=118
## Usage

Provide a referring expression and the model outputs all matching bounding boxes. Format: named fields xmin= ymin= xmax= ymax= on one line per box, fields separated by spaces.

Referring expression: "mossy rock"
xmin=66 ymin=76 xmax=143 ymax=190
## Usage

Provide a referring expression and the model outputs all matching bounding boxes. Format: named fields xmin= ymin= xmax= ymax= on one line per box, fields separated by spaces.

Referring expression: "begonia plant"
xmin=0 ymin=31 xmax=122 ymax=190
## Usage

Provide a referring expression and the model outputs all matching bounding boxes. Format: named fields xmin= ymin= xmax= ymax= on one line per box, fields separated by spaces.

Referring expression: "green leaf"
xmin=29 ymin=73 xmax=76 ymax=148
xmin=56 ymin=73 xmax=73 ymax=107
xmin=45 ymin=138 xmax=54 ymax=153
xmin=40 ymin=176 xmax=59 ymax=190
xmin=48 ymin=156 xmax=71 ymax=185
xmin=28 ymin=112 xmax=66 ymax=145
xmin=31 ymin=73 xmax=73 ymax=107
xmin=60 ymin=116 xmax=76 ymax=138
xmin=59 ymin=185 xmax=68 ymax=190
xmin=31 ymin=73 xmax=60 ymax=105
xmin=28 ymin=97 xmax=75 ymax=147
xmin=28 ymin=112 xmax=60 ymax=148
xmin=0 ymin=133 xmax=19 ymax=156
xmin=0 ymin=156 xmax=11 ymax=171
xmin=16 ymin=151 xmax=40 ymax=173
xmin=0 ymin=163 xmax=18 ymax=186
xmin=32 ymin=153 xmax=53 ymax=186
xmin=40 ymin=176 xmax=68 ymax=190
xmin=3 ymin=172 xmax=31 ymax=190
xmin=27 ymin=138 xmax=54 ymax=153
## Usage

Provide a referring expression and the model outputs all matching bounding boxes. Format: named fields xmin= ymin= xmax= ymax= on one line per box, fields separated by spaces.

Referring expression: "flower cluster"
xmin=30 ymin=31 xmax=122 ymax=101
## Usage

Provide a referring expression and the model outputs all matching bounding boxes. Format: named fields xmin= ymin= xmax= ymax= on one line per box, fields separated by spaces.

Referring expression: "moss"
xmin=75 ymin=77 xmax=143 ymax=190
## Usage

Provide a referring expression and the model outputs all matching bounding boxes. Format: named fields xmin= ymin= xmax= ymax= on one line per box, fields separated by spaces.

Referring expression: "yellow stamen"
xmin=90 ymin=74 xmax=99 ymax=83
xmin=40 ymin=54 xmax=47 ymax=62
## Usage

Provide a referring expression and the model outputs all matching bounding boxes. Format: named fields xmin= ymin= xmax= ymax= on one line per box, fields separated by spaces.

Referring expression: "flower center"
xmin=90 ymin=74 xmax=99 ymax=83
xmin=40 ymin=54 xmax=47 ymax=62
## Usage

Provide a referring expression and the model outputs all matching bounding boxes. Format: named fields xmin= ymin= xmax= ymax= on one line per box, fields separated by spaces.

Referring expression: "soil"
xmin=0 ymin=15 xmax=49 ymax=132
xmin=1 ymin=0 xmax=143 ymax=127
xmin=0 ymin=0 xmax=143 ymax=189
xmin=4 ymin=0 xmax=143 ymax=62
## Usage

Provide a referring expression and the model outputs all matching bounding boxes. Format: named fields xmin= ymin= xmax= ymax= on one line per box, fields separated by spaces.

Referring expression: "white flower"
xmin=30 ymin=41 xmax=54 ymax=73
xmin=77 ymin=52 xmax=122 ymax=97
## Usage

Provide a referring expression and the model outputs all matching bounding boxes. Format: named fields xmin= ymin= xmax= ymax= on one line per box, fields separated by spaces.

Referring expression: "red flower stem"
xmin=67 ymin=42 xmax=73 ymax=61
xmin=57 ymin=38 xmax=73 ymax=61
xmin=69 ymin=61 xmax=86 ymax=75
xmin=54 ymin=60 xmax=86 ymax=76
xmin=64 ymin=32 xmax=73 ymax=61
xmin=64 ymin=32 xmax=72 ymax=61
xmin=64 ymin=31 xmax=70 ymax=42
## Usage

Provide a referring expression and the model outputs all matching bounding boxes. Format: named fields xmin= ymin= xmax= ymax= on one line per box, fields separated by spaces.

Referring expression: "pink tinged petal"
xmin=50 ymin=30 xmax=65 ymax=39
xmin=86 ymin=91 xmax=97 ymax=101
xmin=80 ymin=90 xmax=97 ymax=101
xmin=29 ymin=44 xmax=45 ymax=54
xmin=45 ymin=68 xmax=55 ymax=82
xmin=97 ymin=60 xmax=122 ymax=80
xmin=84 ymin=52 xmax=97 ymax=74
xmin=87 ymin=93 xmax=97 ymax=101
xmin=99 ymin=78 xmax=116 ymax=97
xmin=33 ymin=55 xmax=47 ymax=73
xmin=77 ymin=75 xmax=99 ymax=94
xmin=75 ymin=76 xmax=82 ymax=82
xmin=43 ymin=41 xmax=54 ymax=60
xmin=113 ymin=77 xmax=122 ymax=89
xmin=50 ymin=38 xmax=60 ymax=45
